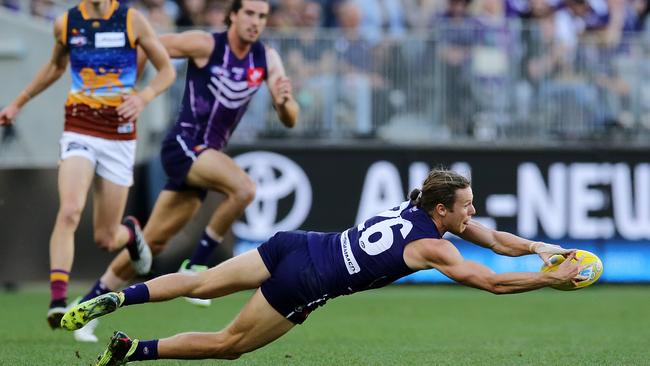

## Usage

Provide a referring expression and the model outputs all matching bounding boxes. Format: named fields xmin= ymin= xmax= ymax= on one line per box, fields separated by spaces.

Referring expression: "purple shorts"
xmin=257 ymin=231 xmax=329 ymax=324
xmin=160 ymin=133 xmax=208 ymax=199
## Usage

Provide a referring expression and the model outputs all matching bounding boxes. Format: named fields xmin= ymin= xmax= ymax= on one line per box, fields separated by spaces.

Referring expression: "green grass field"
xmin=2 ymin=285 xmax=649 ymax=365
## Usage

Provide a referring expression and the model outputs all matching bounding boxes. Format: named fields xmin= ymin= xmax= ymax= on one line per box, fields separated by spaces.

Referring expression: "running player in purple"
xmin=63 ymin=169 xmax=584 ymax=364
xmin=71 ymin=0 xmax=299 ymax=339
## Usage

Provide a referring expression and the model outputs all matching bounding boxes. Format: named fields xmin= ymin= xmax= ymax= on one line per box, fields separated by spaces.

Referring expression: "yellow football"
xmin=540 ymin=249 xmax=603 ymax=291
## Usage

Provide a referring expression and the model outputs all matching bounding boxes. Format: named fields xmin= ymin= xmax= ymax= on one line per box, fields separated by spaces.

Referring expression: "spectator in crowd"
xmin=176 ymin=0 xmax=207 ymax=27
xmin=205 ymin=0 xmax=227 ymax=30
xmin=433 ymin=0 xmax=475 ymax=135
xmin=284 ymin=1 xmax=337 ymax=131
xmin=467 ymin=0 xmax=519 ymax=139
xmin=30 ymin=0 xmax=57 ymax=20
xmin=403 ymin=0 xmax=447 ymax=32
xmin=268 ymin=0 xmax=306 ymax=30
xmin=1 ymin=0 xmax=21 ymax=11
xmin=134 ymin=0 xmax=178 ymax=31
xmin=351 ymin=0 xmax=406 ymax=46
xmin=332 ymin=0 xmax=385 ymax=135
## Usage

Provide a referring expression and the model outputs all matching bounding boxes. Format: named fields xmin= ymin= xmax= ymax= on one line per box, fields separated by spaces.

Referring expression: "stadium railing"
xmin=3 ymin=13 xmax=650 ymax=167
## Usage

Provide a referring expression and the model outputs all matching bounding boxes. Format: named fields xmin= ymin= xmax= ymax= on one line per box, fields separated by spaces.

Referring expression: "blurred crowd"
xmin=5 ymin=0 xmax=650 ymax=141
xmin=4 ymin=0 xmax=649 ymax=41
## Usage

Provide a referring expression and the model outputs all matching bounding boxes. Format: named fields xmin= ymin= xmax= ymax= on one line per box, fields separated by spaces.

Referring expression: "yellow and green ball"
xmin=540 ymin=249 xmax=603 ymax=291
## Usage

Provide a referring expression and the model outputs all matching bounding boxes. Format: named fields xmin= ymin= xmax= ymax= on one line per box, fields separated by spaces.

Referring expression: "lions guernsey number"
xmin=341 ymin=202 xmax=413 ymax=274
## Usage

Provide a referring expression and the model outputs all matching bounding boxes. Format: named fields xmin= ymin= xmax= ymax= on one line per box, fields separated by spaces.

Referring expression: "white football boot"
xmin=178 ymin=259 xmax=211 ymax=307
xmin=73 ymin=318 xmax=99 ymax=343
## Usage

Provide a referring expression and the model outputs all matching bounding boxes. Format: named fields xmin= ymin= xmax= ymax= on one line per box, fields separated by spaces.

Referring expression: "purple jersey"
xmin=168 ymin=32 xmax=268 ymax=150
xmin=307 ymin=200 xmax=441 ymax=298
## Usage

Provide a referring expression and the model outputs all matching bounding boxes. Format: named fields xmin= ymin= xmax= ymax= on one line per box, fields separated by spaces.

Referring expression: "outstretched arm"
xmin=0 ymin=15 xmax=68 ymax=125
xmin=458 ymin=220 xmax=573 ymax=264
xmin=408 ymin=239 xmax=582 ymax=294
xmin=266 ymin=47 xmax=299 ymax=128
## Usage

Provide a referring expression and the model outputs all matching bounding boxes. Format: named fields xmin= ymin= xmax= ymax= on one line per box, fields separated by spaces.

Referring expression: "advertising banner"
xmin=227 ymin=146 xmax=650 ymax=283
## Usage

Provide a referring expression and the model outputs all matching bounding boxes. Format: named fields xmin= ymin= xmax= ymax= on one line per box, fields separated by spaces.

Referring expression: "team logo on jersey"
xmin=70 ymin=35 xmax=88 ymax=47
xmin=210 ymin=66 xmax=230 ymax=78
xmin=233 ymin=151 xmax=312 ymax=241
xmin=246 ymin=67 xmax=264 ymax=87
xmin=232 ymin=67 xmax=245 ymax=80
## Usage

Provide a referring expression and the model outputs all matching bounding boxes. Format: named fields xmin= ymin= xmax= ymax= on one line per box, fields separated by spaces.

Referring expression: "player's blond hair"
xmin=409 ymin=169 xmax=470 ymax=213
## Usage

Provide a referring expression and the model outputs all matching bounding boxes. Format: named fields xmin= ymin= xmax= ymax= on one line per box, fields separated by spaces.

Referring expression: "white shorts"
xmin=59 ymin=131 xmax=136 ymax=187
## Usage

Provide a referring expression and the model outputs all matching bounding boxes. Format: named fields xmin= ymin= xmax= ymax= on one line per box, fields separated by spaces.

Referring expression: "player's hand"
xmin=550 ymin=251 xmax=584 ymax=284
xmin=117 ymin=94 xmax=147 ymax=122
xmin=0 ymin=104 xmax=20 ymax=126
xmin=532 ymin=242 xmax=576 ymax=266
xmin=272 ymin=76 xmax=293 ymax=106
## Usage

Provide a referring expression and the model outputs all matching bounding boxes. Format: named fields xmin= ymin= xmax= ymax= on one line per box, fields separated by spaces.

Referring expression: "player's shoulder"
xmin=404 ymin=237 xmax=457 ymax=270
xmin=53 ymin=13 xmax=68 ymax=39
xmin=125 ymin=7 xmax=147 ymax=23
xmin=264 ymin=44 xmax=280 ymax=58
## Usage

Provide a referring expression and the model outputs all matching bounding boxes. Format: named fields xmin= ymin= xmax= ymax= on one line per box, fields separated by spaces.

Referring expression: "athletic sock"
xmin=80 ymin=279 xmax=111 ymax=303
xmin=128 ymin=340 xmax=159 ymax=361
xmin=121 ymin=283 xmax=150 ymax=306
xmin=123 ymin=223 xmax=139 ymax=259
xmin=50 ymin=269 xmax=69 ymax=307
xmin=187 ymin=230 xmax=220 ymax=267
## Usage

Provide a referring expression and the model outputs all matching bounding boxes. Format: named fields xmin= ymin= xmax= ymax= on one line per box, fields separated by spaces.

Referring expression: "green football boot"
xmin=95 ymin=331 xmax=138 ymax=366
xmin=61 ymin=292 xmax=124 ymax=330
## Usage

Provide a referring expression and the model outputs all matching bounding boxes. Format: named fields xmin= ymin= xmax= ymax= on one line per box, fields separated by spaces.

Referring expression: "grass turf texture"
xmin=2 ymin=285 xmax=648 ymax=365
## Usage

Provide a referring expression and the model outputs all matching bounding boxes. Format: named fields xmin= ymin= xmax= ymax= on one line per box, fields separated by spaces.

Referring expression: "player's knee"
xmin=56 ymin=204 xmax=83 ymax=228
xmin=147 ymin=238 xmax=169 ymax=255
xmin=94 ymin=230 xmax=118 ymax=251
xmin=150 ymin=242 xmax=168 ymax=256
xmin=232 ymin=177 xmax=256 ymax=207
xmin=208 ymin=331 xmax=245 ymax=359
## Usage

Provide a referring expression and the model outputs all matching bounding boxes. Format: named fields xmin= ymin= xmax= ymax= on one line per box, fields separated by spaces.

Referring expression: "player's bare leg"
xmin=91 ymin=177 xmax=130 ymax=251
xmin=107 ymin=189 xmax=203 ymax=281
xmin=151 ymin=249 xmax=269 ymax=301
xmin=186 ymin=149 xmax=256 ymax=239
xmin=93 ymin=289 xmax=293 ymax=363
xmin=62 ymin=250 xmax=270 ymax=330
xmin=48 ymin=156 xmax=94 ymax=328
xmin=176 ymin=149 xmax=255 ymax=305
xmin=157 ymin=289 xmax=294 ymax=359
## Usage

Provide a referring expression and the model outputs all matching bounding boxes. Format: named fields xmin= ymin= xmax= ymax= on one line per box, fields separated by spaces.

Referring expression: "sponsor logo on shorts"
xmin=66 ymin=142 xmax=89 ymax=152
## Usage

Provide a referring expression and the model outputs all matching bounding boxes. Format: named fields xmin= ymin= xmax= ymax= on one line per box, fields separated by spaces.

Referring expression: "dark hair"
xmin=409 ymin=169 xmax=471 ymax=213
xmin=225 ymin=0 xmax=269 ymax=27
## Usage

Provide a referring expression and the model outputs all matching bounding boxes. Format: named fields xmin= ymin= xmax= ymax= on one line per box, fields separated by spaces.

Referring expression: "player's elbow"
xmin=488 ymin=285 xmax=510 ymax=295
xmin=283 ymin=119 xmax=296 ymax=129
xmin=478 ymin=274 xmax=510 ymax=295
xmin=281 ymin=114 xmax=297 ymax=128
xmin=161 ymin=65 xmax=177 ymax=88
xmin=489 ymin=243 xmax=516 ymax=257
